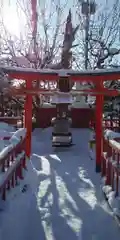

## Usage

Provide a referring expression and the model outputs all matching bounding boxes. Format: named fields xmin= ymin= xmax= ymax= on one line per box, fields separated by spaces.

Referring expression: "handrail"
xmin=89 ymin=120 xmax=120 ymax=197
xmin=102 ymin=137 xmax=120 ymax=197
xmin=0 ymin=131 xmax=26 ymax=200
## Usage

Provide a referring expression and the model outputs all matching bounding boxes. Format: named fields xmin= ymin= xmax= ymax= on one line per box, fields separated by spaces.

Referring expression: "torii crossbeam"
xmin=1 ymin=65 xmax=120 ymax=172
xmin=1 ymin=65 xmax=120 ymax=81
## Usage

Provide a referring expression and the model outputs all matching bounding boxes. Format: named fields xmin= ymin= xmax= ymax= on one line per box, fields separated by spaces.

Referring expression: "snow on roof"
xmin=1 ymin=65 xmax=120 ymax=78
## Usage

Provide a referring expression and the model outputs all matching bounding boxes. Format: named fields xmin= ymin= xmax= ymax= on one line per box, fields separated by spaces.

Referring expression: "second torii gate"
xmin=1 ymin=66 xmax=120 ymax=172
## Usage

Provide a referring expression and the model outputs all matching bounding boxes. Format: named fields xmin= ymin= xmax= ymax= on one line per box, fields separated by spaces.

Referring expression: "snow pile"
xmin=102 ymin=185 xmax=120 ymax=218
xmin=104 ymin=129 xmax=120 ymax=140
xmin=10 ymin=128 xmax=26 ymax=146
xmin=0 ymin=144 xmax=13 ymax=161
xmin=109 ymin=139 xmax=120 ymax=149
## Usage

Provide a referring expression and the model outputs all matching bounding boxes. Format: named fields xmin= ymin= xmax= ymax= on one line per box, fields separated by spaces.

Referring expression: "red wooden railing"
xmin=0 ymin=132 xmax=26 ymax=200
xmin=89 ymin=118 xmax=120 ymax=197
xmin=102 ymin=137 xmax=120 ymax=196
xmin=90 ymin=119 xmax=120 ymax=131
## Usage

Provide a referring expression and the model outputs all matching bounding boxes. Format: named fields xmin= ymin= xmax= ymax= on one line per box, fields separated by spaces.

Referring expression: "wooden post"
xmin=24 ymin=79 xmax=32 ymax=158
xmin=96 ymin=80 xmax=104 ymax=172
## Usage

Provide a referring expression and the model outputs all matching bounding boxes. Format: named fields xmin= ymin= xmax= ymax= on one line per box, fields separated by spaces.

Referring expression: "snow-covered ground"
xmin=0 ymin=128 xmax=120 ymax=240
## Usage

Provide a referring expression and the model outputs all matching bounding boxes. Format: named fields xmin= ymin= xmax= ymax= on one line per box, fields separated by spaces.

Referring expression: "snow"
xmin=0 ymin=128 xmax=26 ymax=186
xmin=102 ymin=185 xmax=120 ymax=219
xmin=104 ymin=129 xmax=120 ymax=140
xmin=10 ymin=128 xmax=26 ymax=146
xmin=0 ymin=128 xmax=120 ymax=240
xmin=0 ymin=144 xmax=13 ymax=184
xmin=1 ymin=65 xmax=120 ymax=76
xmin=0 ymin=144 xmax=13 ymax=161
xmin=109 ymin=139 xmax=120 ymax=149
xmin=10 ymin=128 xmax=26 ymax=140
xmin=0 ymin=127 xmax=26 ymax=189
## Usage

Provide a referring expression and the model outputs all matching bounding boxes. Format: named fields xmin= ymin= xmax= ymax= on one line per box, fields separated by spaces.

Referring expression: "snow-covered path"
xmin=0 ymin=128 xmax=120 ymax=240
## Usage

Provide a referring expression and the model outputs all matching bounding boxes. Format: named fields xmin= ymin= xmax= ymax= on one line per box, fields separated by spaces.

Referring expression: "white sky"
xmin=1 ymin=0 xmax=27 ymax=37
xmin=3 ymin=8 xmax=20 ymax=36
xmin=1 ymin=0 xmax=116 ymax=36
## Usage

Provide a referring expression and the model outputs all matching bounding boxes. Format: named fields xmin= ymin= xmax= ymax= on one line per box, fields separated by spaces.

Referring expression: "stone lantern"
xmin=51 ymin=75 xmax=73 ymax=146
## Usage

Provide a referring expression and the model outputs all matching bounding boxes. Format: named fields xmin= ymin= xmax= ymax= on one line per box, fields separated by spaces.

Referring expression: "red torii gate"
xmin=1 ymin=66 xmax=120 ymax=172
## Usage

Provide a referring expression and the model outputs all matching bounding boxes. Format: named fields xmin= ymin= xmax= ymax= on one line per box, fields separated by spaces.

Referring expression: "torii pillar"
xmin=24 ymin=79 xmax=32 ymax=158
xmin=95 ymin=80 xmax=104 ymax=172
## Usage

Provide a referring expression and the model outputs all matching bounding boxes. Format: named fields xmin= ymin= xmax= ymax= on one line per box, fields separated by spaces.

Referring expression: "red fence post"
xmin=24 ymin=79 xmax=32 ymax=158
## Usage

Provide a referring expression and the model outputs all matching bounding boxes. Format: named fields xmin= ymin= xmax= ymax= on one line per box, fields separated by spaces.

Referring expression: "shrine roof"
xmin=0 ymin=65 xmax=120 ymax=81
